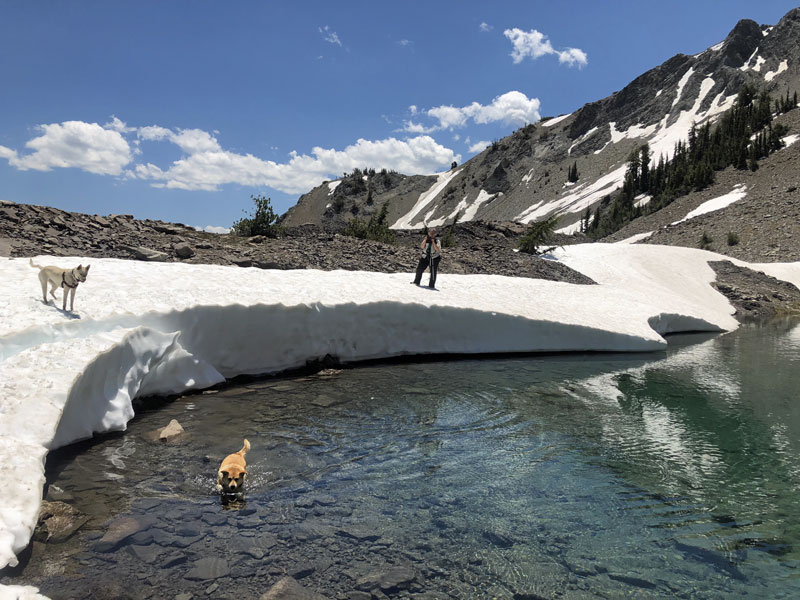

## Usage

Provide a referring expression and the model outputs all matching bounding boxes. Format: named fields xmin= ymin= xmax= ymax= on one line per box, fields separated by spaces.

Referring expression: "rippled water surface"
xmin=5 ymin=318 xmax=800 ymax=599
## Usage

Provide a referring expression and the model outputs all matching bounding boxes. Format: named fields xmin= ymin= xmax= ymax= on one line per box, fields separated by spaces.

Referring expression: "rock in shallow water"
xmin=184 ymin=556 xmax=230 ymax=580
xmin=259 ymin=576 xmax=329 ymax=599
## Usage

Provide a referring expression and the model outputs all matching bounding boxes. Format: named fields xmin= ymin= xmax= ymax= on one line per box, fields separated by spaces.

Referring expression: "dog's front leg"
xmin=69 ymin=289 xmax=76 ymax=312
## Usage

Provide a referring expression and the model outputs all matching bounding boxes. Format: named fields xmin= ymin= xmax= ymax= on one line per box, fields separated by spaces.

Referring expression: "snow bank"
xmin=1 ymin=246 xmax=799 ymax=589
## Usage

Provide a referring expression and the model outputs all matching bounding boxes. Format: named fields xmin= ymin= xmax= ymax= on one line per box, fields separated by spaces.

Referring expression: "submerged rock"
xmin=259 ymin=576 xmax=328 ymax=599
xmin=159 ymin=419 xmax=185 ymax=442
xmin=34 ymin=500 xmax=88 ymax=543
xmin=184 ymin=556 xmax=230 ymax=580
xmin=94 ymin=515 xmax=157 ymax=552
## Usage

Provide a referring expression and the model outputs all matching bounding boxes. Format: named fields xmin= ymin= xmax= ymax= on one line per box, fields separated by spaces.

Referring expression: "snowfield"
xmin=1 ymin=245 xmax=799 ymax=598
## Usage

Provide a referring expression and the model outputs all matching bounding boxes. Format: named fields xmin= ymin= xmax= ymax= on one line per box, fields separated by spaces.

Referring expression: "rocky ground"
xmin=0 ymin=200 xmax=593 ymax=285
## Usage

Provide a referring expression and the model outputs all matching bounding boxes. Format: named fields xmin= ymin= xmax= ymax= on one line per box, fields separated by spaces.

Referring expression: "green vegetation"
xmin=586 ymin=85 xmax=795 ymax=238
xmin=518 ymin=215 xmax=559 ymax=255
xmin=700 ymin=231 xmax=713 ymax=250
xmin=727 ymin=231 xmax=740 ymax=246
xmin=567 ymin=161 xmax=579 ymax=183
xmin=342 ymin=202 xmax=395 ymax=243
xmin=231 ymin=195 xmax=283 ymax=238
xmin=439 ymin=215 xmax=461 ymax=249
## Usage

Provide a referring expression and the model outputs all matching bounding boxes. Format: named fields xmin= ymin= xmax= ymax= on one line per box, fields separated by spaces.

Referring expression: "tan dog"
xmin=30 ymin=259 xmax=90 ymax=312
xmin=217 ymin=439 xmax=250 ymax=497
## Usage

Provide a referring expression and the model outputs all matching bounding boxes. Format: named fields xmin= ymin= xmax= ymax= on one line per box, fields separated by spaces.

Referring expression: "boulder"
xmin=174 ymin=242 xmax=196 ymax=259
xmin=125 ymin=245 xmax=169 ymax=261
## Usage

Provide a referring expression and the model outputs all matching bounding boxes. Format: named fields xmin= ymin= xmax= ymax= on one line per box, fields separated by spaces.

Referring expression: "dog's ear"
xmin=86 ymin=264 xmax=91 ymax=271
xmin=220 ymin=470 xmax=229 ymax=479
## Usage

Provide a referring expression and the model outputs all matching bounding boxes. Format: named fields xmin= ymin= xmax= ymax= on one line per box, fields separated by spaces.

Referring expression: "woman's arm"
xmin=420 ymin=237 xmax=427 ymax=249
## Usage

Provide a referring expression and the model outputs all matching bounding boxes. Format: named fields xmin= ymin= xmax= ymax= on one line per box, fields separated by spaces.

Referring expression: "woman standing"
xmin=412 ymin=228 xmax=441 ymax=289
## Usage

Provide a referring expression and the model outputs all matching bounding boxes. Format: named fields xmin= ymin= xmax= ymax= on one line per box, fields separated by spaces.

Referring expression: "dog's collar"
xmin=61 ymin=271 xmax=78 ymax=289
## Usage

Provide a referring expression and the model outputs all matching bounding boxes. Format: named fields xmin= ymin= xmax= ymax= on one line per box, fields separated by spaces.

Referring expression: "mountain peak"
xmin=720 ymin=18 xmax=762 ymax=68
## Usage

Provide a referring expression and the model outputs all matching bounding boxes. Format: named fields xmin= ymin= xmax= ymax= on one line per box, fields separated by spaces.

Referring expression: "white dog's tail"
xmin=29 ymin=258 xmax=44 ymax=269
xmin=239 ymin=439 xmax=251 ymax=456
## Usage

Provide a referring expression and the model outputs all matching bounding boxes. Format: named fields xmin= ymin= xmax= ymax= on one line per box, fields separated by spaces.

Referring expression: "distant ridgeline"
xmin=584 ymin=85 xmax=798 ymax=239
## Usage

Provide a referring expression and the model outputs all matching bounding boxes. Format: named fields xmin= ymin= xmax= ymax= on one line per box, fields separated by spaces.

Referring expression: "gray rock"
xmin=337 ymin=525 xmax=381 ymax=542
xmin=184 ymin=557 xmax=230 ymax=580
xmin=259 ymin=576 xmax=329 ymax=600
xmin=127 ymin=543 xmax=165 ymax=564
xmin=174 ymin=242 xmax=196 ymax=259
xmin=355 ymin=565 xmax=416 ymax=592
xmin=94 ymin=515 xmax=157 ymax=552
xmin=161 ymin=551 xmax=188 ymax=568
xmin=125 ymin=245 xmax=169 ymax=261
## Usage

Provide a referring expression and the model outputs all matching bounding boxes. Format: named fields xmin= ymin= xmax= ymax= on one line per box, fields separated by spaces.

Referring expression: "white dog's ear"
xmin=86 ymin=264 xmax=91 ymax=271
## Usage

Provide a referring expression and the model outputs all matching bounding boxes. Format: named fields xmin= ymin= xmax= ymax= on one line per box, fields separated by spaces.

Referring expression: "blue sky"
xmin=1 ymin=1 xmax=798 ymax=231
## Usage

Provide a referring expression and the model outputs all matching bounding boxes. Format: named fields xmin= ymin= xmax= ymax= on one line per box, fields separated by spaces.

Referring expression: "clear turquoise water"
xmin=7 ymin=317 xmax=800 ymax=599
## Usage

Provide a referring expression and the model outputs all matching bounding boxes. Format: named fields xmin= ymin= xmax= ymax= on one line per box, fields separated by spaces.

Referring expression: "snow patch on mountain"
xmin=391 ymin=168 xmax=463 ymax=229
xmin=764 ymin=60 xmax=789 ymax=82
xmin=672 ymin=184 xmax=748 ymax=224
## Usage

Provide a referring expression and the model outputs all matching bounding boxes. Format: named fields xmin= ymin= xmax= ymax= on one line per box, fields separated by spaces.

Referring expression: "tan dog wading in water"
xmin=30 ymin=259 xmax=90 ymax=312
xmin=217 ymin=439 xmax=250 ymax=497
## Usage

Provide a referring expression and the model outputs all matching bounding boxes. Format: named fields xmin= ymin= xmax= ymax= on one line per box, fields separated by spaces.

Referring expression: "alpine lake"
xmin=4 ymin=317 xmax=800 ymax=599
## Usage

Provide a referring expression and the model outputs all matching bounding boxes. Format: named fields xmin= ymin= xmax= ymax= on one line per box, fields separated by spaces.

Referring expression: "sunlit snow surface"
xmin=2 ymin=246 xmax=800 ymax=598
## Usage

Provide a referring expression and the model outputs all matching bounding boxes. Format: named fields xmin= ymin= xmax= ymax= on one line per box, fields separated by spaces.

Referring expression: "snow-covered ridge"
xmin=2 ymin=248 xmax=800 ymax=596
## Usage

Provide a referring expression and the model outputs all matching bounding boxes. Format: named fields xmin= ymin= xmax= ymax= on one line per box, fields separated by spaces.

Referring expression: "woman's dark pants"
xmin=414 ymin=255 xmax=441 ymax=287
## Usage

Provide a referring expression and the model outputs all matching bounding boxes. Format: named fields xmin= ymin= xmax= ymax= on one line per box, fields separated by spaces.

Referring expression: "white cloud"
xmin=0 ymin=121 xmax=132 ymax=175
xmin=170 ymin=129 xmax=222 ymax=154
xmin=2 ymin=117 xmax=460 ymax=195
xmin=404 ymin=90 xmax=541 ymax=132
xmin=558 ymin=47 xmax=588 ymax=68
xmin=398 ymin=39 xmax=412 ymax=47
xmin=503 ymin=28 xmax=587 ymax=68
xmin=319 ymin=25 xmax=342 ymax=46
xmin=479 ymin=22 xmax=493 ymax=32
xmin=468 ymin=140 xmax=491 ymax=153
xmin=402 ymin=120 xmax=435 ymax=134
xmin=138 ymin=125 xmax=173 ymax=141
xmin=194 ymin=225 xmax=231 ymax=234
xmin=409 ymin=105 xmax=418 ymax=115
xmin=428 ymin=105 xmax=470 ymax=129
xmin=132 ymin=133 xmax=460 ymax=193
xmin=104 ymin=116 xmax=135 ymax=133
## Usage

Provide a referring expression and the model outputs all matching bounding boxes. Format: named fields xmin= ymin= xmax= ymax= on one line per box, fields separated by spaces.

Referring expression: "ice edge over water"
xmin=2 ymin=244 xmax=799 ymax=597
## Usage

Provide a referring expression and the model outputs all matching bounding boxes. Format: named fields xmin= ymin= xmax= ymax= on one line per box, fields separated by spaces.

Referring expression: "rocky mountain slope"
xmin=282 ymin=8 xmax=800 ymax=236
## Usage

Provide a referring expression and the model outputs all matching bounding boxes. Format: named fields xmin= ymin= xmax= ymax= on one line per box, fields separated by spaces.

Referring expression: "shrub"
xmin=440 ymin=216 xmax=460 ymax=249
xmin=231 ymin=195 xmax=283 ymax=238
xmin=518 ymin=215 xmax=559 ymax=255
xmin=343 ymin=202 xmax=395 ymax=243
xmin=699 ymin=231 xmax=713 ymax=250
xmin=727 ymin=231 xmax=740 ymax=246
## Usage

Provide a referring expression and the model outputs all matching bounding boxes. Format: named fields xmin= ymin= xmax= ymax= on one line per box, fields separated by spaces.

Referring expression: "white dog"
xmin=30 ymin=259 xmax=90 ymax=312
